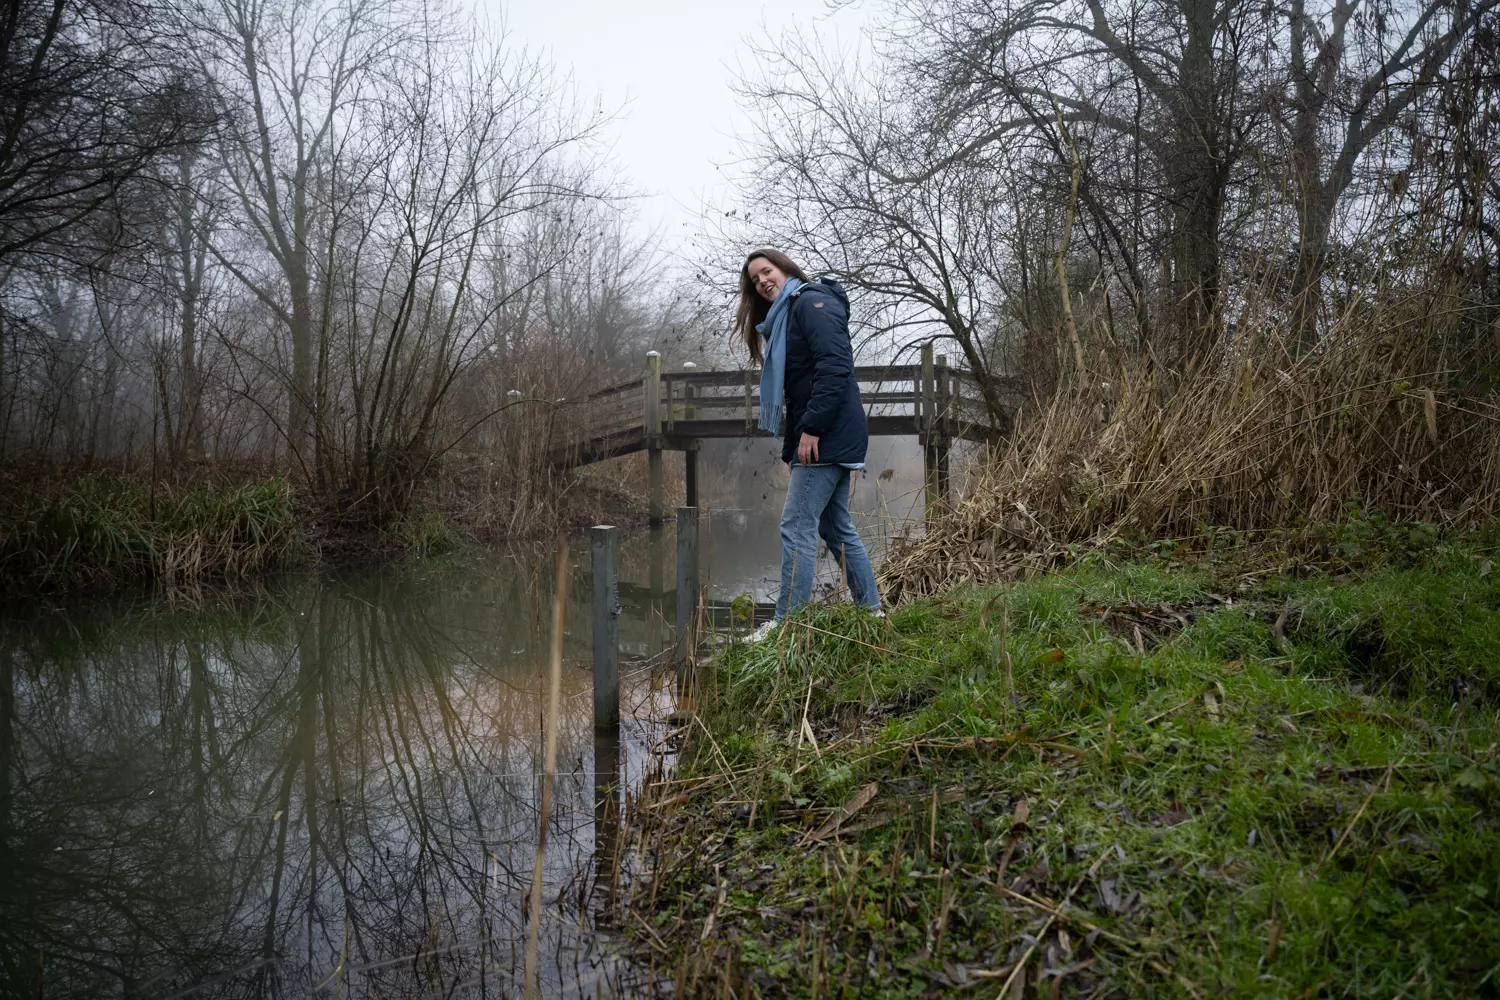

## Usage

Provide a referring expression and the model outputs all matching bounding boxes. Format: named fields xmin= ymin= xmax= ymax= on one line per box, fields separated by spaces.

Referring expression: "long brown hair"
xmin=734 ymin=248 xmax=811 ymax=364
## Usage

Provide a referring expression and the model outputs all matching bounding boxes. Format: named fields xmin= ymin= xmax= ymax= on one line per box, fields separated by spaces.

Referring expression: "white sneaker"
xmin=748 ymin=619 xmax=781 ymax=643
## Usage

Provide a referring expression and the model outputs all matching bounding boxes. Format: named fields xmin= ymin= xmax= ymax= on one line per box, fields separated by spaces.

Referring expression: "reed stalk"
xmin=524 ymin=541 xmax=568 ymax=1000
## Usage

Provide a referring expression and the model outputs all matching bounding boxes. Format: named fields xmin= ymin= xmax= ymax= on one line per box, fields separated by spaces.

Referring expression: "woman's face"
xmin=747 ymin=256 xmax=789 ymax=302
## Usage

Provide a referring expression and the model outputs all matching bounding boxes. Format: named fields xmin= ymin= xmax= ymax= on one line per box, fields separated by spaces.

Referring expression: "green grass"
xmin=0 ymin=473 xmax=304 ymax=594
xmin=627 ymin=546 xmax=1500 ymax=998
xmin=389 ymin=510 xmax=463 ymax=558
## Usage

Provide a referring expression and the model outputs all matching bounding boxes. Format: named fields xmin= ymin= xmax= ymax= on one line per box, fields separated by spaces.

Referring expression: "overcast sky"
xmin=491 ymin=0 xmax=872 ymax=256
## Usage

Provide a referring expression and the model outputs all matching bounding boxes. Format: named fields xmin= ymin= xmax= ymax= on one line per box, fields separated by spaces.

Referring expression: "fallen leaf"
xmin=802 ymin=781 xmax=879 ymax=843
xmin=1204 ymin=690 xmax=1221 ymax=721
xmin=838 ymin=810 xmax=895 ymax=836
xmin=1154 ymin=808 xmax=1192 ymax=826
xmin=1098 ymin=876 xmax=1138 ymax=915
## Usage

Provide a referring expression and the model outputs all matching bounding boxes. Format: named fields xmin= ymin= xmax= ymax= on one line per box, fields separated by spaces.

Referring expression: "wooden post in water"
xmin=591 ymin=525 xmax=620 ymax=729
xmin=675 ymin=506 xmax=699 ymax=666
xmin=645 ymin=351 xmax=664 ymax=525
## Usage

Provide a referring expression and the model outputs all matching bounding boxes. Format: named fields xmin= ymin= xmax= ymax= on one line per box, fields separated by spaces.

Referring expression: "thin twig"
xmin=1315 ymin=759 xmax=1396 ymax=876
xmin=995 ymin=846 xmax=1111 ymax=997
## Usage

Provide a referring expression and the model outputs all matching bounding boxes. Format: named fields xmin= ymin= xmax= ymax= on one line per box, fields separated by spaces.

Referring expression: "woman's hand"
xmin=797 ymin=432 xmax=821 ymax=465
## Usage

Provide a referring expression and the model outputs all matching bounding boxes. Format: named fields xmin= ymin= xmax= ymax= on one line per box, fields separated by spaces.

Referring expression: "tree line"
xmin=720 ymin=0 xmax=1499 ymax=418
xmin=0 ymin=0 xmax=706 ymax=526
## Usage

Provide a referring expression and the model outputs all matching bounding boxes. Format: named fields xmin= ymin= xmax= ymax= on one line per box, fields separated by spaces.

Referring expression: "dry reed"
xmin=882 ymin=290 xmax=1500 ymax=602
xmin=524 ymin=542 xmax=569 ymax=1000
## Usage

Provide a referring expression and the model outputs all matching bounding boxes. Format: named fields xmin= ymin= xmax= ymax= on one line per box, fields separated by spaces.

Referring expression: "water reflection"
xmin=0 ymin=506 xmax=897 ymax=997
xmin=0 ymin=550 xmax=673 ymax=999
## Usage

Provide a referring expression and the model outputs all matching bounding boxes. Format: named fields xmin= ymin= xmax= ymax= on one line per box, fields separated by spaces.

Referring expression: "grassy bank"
xmin=0 ymin=456 xmax=655 ymax=597
xmin=0 ymin=472 xmax=305 ymax=596
xmin=624 ymin=544 xmax=1500 ymax=997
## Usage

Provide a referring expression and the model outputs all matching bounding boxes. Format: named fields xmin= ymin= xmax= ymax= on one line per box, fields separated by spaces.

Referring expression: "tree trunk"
xmin=1292 ymin=184 xmax=1335 ymax=352
xmin=287 ymin=275 xmax=314 ymax=473
xmin=1166 ymin=0 xmax=1225 ymax=366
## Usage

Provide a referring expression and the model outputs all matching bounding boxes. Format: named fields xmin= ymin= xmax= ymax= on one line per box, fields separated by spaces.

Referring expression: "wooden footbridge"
xmin=550 ymin=344 xmax=1004 ymax=522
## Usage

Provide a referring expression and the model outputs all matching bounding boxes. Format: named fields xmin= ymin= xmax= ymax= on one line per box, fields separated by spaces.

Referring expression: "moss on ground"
xmin=625 ymin=545 xmax=1500 ymax=998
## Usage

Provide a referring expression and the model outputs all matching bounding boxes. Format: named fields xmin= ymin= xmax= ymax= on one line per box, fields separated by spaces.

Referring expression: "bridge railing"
xmin=548 ymin=350 xmax=1004 ymax=466
xmin=547 ymin=378 xmax=647 ymax=466
xmin=663 ymin=367 xmax=931 ymax=430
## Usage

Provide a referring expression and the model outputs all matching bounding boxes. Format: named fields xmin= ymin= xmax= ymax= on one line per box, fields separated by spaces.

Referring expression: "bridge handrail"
xmin=552 ymin=357 xmax=1006 ymax=461
xmin=577 ymin=361 xmax=982 ymax=400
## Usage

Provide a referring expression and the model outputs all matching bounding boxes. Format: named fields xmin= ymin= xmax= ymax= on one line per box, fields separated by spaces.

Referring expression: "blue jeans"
xmin=775 ymin=464 xmax=881 ymax=619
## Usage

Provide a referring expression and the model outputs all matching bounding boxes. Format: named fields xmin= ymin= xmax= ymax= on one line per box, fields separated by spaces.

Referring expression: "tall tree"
xmin=0 ymin=0 xmax=202 ymax=263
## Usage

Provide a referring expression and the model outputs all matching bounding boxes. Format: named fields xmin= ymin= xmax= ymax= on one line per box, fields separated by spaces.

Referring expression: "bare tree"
xmin=0 ymin=0 xmax=204 ymax=263
xmin=728 ymin=0 xmax=1496 ymax=397
xmin=199 ymin=0 xmax=403 ymax=471
xmin=1283 ymin=0 xmax=1498 ymax=345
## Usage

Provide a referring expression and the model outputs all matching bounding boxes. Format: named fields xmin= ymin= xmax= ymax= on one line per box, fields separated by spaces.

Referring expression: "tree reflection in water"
xmin=0 ymin=551 xmax=677 ymax=998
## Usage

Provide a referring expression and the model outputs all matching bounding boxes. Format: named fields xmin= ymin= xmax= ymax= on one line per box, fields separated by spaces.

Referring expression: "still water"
xmin=0 ymin=505 xmax=905 ymax=998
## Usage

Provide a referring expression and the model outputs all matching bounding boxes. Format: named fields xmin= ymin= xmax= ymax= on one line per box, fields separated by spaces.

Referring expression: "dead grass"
xmin=882 ymin=290 xmax=1500 ymax=602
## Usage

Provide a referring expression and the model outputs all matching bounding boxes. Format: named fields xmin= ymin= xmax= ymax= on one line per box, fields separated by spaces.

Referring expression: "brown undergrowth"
xmin=881 ymin=292 xmax=1500 ymax=602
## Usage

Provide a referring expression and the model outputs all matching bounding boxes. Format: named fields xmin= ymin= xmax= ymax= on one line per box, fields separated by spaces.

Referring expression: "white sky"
xmin=491 ymin=0 xmax=873 ymax=256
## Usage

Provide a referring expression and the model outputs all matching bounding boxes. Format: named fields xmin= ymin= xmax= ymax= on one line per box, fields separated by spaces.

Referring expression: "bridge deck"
xmin=549 ymin=360 xmax=1000 ymax=468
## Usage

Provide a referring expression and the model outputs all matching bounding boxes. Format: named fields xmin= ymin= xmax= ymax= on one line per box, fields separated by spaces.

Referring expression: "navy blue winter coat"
xmin=778 ymin=278 xmax=868 ymax=466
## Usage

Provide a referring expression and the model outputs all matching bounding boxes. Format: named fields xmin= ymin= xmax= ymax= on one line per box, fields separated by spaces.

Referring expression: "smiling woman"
xmin=734 ymin=248 xmax=882 ymax=634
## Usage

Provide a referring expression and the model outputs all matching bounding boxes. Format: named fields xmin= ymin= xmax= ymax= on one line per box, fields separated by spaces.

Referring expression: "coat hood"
xmin=795 ymin=277 xmax=850 ymax=313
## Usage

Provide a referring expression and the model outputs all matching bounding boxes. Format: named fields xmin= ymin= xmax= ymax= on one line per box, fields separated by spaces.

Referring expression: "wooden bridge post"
xmin=683 ymin=384 xmax=699 ymax=509
xmin=645 ymin=351 xmax=663 ymax=524
xmin=934 ymin=354 xmax=951 ymax=504
xmin=920 ymin=344 xmax=941 ymax=519
xmin=743 ymin=372 xmax=754 ymax=434
xmin=591 ymin=525 xmax=620 ymax=730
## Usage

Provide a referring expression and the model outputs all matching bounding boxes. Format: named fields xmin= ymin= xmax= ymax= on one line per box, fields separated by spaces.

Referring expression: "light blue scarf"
xmin=756 ymin=276 xmax=803 ymax=434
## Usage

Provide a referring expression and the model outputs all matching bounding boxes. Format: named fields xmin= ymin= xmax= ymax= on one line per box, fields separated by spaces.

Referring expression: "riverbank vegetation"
xmin=881 ymin=294 xmax=1500 ymax=601
xmin=0 ymin=456 xmax=658 ymax=594
xmin=0 ymin=0 xmax=715 ymax=594
xmin=0 ymin=470 xmax=302 ymax=595
xmin=623 ymin=540 xmax=1500 ymax=996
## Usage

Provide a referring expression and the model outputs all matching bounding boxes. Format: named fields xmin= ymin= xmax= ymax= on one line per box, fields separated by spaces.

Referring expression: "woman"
xmin=735 ymin=248 xmax=882 ymax=636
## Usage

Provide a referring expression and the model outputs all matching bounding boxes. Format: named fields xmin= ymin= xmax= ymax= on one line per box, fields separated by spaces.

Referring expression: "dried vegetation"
xmin=882 ymin=292 xmax=1500 ymax=602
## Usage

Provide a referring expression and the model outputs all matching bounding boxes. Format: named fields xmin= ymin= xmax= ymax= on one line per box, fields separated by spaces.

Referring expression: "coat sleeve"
xmin=793 ymin=290 xmax=853 ymax=437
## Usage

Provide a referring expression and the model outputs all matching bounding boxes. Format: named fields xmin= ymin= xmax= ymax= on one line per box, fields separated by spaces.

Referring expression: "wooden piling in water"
xmin=675 ymin=506 xmax=699 ymax=665
xmin=591 ymin=525 xmax=620 ymax=729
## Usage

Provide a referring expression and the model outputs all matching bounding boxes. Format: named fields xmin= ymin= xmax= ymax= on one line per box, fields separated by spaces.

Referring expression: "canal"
xmin=0 ymin=494 xmax=912 ymax=998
